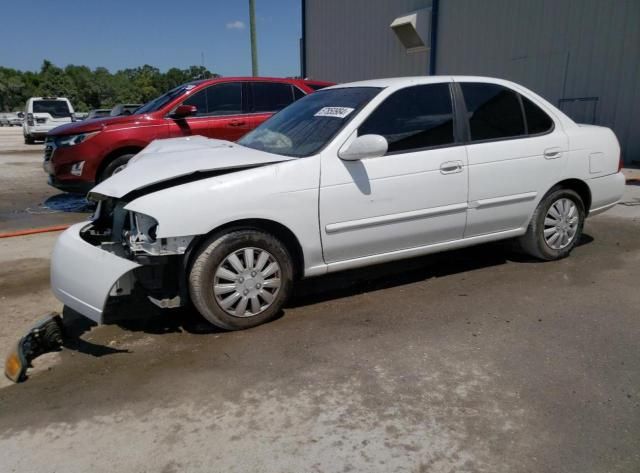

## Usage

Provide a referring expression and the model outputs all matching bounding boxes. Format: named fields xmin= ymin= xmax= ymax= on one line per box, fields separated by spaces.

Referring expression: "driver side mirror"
xmin=172 ymin=104 xmax=197 ymax=118
xmin=339 ymin=134 xmax=388 ymax=161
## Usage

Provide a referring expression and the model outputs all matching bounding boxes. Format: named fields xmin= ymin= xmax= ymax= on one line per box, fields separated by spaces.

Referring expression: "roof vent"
xmin=390 ymin=8 xmax=432 ymax=53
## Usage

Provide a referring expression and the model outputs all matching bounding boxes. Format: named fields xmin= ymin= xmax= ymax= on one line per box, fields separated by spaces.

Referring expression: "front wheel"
xmin=519 ymin=188 xmax=585 ymax=260
xmin=98 ymin=153 xmax=135 ymax=182
xmin=188 ymin=229 xmax=294 ymax=330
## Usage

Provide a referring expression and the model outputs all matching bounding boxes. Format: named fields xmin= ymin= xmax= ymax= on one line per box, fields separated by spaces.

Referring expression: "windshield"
xmin=135 ymin=82 xmax=201 ymax=114
xmin=33 ymin=100 xmax=71 ymax=118
xmin=238 ymin=87 xmax=381 ymax=157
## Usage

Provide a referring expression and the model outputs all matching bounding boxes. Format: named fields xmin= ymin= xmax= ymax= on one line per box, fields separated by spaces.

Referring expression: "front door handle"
xmin=229 ymin=120 xmax=246 ymax=127
xmin=440 ymin=161 xmax=463 ymax=174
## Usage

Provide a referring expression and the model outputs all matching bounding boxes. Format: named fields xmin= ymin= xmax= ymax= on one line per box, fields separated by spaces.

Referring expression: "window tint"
xmin=461 ymin=83 xmax=525 ymax=141
xmin=182 ymin=88 xmax=208 ymax=116
xmin=522 ymin=95 xmax=553 ymax=134
xmin=206 ymin=83 xmax=242 ymax=115
xmin=358 ymin=83 xmax=454 ymax=153
xmin=33 ymin=100 xmax=71 ymax=118
xmin=293 ymin=87 xmax=306 ymax=101
xmin=251 ymin=82 xmax=295 ymax=112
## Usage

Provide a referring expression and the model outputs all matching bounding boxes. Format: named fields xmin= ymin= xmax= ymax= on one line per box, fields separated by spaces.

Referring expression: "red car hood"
xmin=47 ymin=114 xmax=149 ymax=136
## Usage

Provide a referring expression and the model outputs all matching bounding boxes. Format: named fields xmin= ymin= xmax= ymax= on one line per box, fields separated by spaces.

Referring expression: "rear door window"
xmin=460 ymin=83 xmax=525 ymax=141
xmin=358 ymin=83 xmax=455 ymax=154
xmin=32 ymin=100 xmax=71 ymax=118
xmin=250 ymin=82 xmax=295 ymax=112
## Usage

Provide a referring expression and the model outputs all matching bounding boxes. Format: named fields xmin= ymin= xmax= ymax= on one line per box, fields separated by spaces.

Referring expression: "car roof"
xmin=325 ymin=75 xmax=519 ymax=89
xmin=193 ymin=76 xmax=333 ymax=86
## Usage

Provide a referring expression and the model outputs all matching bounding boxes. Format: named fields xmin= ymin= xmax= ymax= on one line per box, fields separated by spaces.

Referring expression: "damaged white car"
xmin=51 ymin=76 xmax=625 ymax=330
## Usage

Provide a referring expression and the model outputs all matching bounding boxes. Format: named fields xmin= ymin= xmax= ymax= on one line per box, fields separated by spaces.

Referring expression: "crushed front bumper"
xmin=51 ymin=222 xmax=140 ymax=323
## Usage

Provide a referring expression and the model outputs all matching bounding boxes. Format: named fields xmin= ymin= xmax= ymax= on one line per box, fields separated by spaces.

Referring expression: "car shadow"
xmin=61 ymin=308 xmax=131 ymax=357
xmin=59 ymin=233 xmax=594 ymax=347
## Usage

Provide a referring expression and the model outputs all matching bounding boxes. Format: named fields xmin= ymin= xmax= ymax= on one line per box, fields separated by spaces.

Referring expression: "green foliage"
xmin=0 ymin=60 xmax=219 ymax=112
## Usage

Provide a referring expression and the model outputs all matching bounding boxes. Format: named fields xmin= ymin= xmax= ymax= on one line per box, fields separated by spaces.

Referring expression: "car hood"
xmin=48 ymin=114 xmax=146 ymax=136
xmin=89 ymin=135 xmax=295 ymax=199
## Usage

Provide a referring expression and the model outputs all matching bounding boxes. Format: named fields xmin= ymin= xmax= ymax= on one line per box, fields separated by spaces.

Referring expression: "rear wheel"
xmin=519 ymin=188 xmax=585 ymax=260
xmin=24 ymin=134 xmax=34 ymax=144
xmin=98 ymin=153 xmax=135 ymax=182
xmin=188 ymin=229 xmax=294 ymax=330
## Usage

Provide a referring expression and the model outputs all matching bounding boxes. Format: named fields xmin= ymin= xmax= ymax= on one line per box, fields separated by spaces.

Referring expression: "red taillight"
xmin=26 ymin=113 xmax=34 ymax=126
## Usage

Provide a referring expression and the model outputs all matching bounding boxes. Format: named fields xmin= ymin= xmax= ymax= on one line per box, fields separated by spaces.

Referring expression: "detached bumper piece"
xmin=5 ymin=313 xmax=64 ymax=383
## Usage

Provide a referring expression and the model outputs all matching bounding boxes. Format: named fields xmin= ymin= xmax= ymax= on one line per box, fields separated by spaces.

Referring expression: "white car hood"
xmin=90 ymin=136 xmax=295 ymax=199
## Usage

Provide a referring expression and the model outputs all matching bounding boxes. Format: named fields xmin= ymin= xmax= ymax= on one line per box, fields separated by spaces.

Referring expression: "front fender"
xmin=125 ymin=158 xmax=325 ymax=276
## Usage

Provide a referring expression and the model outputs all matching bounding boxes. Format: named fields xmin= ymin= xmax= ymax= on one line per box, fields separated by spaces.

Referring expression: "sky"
xmin=0 ymin=0 xmax=302 ymax=76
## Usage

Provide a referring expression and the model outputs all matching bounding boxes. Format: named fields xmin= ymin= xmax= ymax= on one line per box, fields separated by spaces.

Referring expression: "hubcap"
xmin=543 ymin=198 xmax=579 ymax=250
xmin=213 ymin=247 xmax=281 ymax=318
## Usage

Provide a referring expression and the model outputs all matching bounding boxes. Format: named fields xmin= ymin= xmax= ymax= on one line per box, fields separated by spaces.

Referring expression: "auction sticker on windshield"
xmin=314 ymin=107 xmax=355 ymax=118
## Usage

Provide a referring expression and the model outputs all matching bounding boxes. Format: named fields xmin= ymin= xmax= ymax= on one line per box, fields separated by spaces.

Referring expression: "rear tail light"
xmin=26 ymin=113 xmax=34 ymax=126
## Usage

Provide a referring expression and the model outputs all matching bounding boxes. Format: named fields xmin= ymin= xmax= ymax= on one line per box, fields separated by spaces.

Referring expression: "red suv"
xmin=44 ymin=77 xmax=333 ymax=193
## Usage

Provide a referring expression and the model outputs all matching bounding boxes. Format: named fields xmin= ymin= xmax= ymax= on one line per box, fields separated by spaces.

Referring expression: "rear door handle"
xmin=440 ymin=161 xmax=463 ymax=174
xmin=229 ymin=120 xmax=246 ymax=127
xmin=544 ymin=147 xmax=562 ymax=159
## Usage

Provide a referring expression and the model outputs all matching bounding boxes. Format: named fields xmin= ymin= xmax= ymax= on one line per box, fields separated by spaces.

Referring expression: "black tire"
xmin=24 ymin=134 xmax=34 ymax=144
xmin=519 ymin=188 xmax=585 ymax=261
xmin=98 ymin=153 xmax=135 ymax=182
xmin=189 ymin=229 xmax=294 ymax=330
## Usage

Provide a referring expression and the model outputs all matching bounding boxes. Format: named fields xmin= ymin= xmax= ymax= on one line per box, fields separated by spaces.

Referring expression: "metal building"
xmin=302 ymin=0 xmax=640 ymax=164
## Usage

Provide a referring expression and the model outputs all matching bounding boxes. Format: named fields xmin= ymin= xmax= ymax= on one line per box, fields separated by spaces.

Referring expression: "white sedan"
xmin=51 ymin=76 xmax=625 ymax=330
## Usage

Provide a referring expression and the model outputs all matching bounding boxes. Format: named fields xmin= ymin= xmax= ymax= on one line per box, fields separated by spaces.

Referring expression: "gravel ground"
xmin=0 ymin=128 xmax=89 ymax=232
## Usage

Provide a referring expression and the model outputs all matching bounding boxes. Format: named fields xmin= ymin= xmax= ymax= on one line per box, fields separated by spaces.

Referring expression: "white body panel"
xmin=51 ymin=223 xmax=140 ymax=323
xmin=320 ymin=143 xmax=468 ymax=262
xmin=92 ymin=135 xmax=295 ymax=199
xmin=50 ymin=76 xmax=626 ymax=322
xmin=23 ymin=97 xmax=75 ymax=137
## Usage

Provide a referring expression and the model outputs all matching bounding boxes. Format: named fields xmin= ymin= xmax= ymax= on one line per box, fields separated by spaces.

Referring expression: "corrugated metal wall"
xmin=436 ymin=0 xmax=640 ymax=164
xmin=304 ymin=0 xmax=640 ymax=163
xmin=304 ymin=0 xmax=432 ymax=83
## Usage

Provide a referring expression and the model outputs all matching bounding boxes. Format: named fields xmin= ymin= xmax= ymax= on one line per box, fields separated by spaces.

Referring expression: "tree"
xmin=0 ymin=60 xmax=220 ymax=112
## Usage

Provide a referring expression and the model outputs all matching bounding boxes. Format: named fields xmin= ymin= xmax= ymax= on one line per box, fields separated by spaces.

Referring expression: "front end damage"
xmin=51 ymin=197 xmax=194 ymax=324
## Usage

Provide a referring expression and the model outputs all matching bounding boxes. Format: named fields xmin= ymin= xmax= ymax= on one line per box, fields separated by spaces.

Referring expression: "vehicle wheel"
xmin=98 ymin=154 xmax=135 ymax=182
xmin=24 ymin=134 xmax=35 ymax=144
xmin=519 ymin=188 xmax=585 ymax=261
xmin=189 ymin=229 xmax=294 ymax=330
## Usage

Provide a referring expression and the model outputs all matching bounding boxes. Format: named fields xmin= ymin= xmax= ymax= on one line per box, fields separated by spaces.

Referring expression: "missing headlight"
xmin=125 ymin=212 xmax=194 ymax=256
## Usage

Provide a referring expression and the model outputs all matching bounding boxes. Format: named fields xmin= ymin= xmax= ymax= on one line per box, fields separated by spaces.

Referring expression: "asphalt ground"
xmin=0 ymin=126 xmax=639 ymax=472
